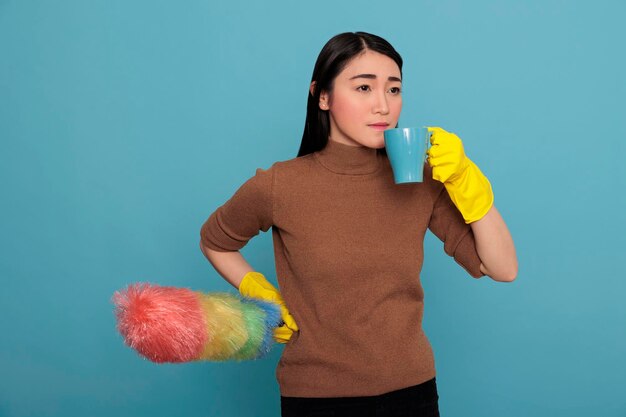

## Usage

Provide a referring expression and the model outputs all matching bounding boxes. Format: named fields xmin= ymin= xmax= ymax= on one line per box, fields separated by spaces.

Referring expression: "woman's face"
xmin=320 ymin=50 xmax=402 ymax=149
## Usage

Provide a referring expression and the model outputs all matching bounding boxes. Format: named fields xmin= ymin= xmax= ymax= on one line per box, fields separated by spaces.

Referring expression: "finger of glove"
xmin=429 ymin=147 xmax=461 ymax=165
xmin=426 ymin=149 xmax=437 ymax=168
xmin=431 ymin=164 xmax=457 ymax=183
xmin=428 ymin=146 xmax=458 ymax=170
xmin=430 ymin=153 xmax=460 ymax=182
xmin=428 ymin=131 xmax=464 ymax=168
xmin=427 ymin=126 xmax=445 ymax=145
xmin=427 ymin=143 xmax=453 ymax=160
xmin=273 ymin=325 xmax=294 ymax=344
xmin=280 ymin=306 xmax=299 ymax=331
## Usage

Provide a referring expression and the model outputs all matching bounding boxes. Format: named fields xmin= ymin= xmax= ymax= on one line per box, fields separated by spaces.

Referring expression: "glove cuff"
xmin=444 ymin=159 xmax=494 ymax=223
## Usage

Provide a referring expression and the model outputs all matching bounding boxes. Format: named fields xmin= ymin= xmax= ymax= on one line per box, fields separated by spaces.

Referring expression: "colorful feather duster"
xmin=112 ymin=283 xmax=282 ymax=363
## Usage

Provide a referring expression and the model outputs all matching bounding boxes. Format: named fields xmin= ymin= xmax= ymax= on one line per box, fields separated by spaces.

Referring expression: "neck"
xmin=314 ymin=138 xmax=381 ymax=175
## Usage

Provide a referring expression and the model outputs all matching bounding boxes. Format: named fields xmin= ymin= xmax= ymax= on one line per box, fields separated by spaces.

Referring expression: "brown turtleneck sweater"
xmin=200 ymin=139 xmax=484 ymax=397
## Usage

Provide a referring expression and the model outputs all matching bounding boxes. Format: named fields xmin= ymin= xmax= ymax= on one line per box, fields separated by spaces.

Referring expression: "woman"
xmin=200 ymin=32 xmax=517 ymax=417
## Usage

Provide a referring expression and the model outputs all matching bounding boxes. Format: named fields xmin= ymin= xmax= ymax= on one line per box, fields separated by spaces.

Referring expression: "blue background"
xmin=1 ymin=1 xmax=624 ymax=416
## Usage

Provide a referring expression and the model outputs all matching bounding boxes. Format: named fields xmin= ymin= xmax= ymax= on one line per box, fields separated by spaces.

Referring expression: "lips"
xmin=368 ymin=122 xmax=389 ymax=131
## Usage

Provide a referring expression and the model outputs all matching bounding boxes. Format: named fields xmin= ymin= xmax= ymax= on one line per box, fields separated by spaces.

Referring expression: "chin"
xmin=360 ymin=141 xmax=384 ymax=150
xmin=371 ymin=137 xmax=386 ymax=149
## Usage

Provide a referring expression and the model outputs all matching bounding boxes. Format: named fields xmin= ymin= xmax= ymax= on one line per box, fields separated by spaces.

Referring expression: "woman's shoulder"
xmin=243 ymin=153 xmax=317 ymax=190
xmin=264 ymin=153 xmax=318 ymax=175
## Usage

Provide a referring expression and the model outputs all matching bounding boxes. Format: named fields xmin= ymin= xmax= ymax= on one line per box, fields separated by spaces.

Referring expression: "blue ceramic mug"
xmin=384 ymin=127 xmax=433 ymax=183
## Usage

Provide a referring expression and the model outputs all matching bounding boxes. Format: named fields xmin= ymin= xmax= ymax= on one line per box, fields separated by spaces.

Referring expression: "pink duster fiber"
xmin=113 ymin=283 xmax=207 ymax=363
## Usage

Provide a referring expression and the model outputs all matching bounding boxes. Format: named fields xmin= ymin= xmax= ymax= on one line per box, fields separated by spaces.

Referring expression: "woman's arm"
xmin=426 ymin=127 xmax=517 ymax=282
xmin=199 ymin=242 xmax=254 ymax=289
xmin=470 ymin=205 xmax=518 ymax=282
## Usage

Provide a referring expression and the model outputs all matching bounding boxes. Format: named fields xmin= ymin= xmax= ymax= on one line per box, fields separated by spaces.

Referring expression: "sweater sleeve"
xmin=425 ymin=165 xmax=485 ymax=278
xmin=200 ymin=167 xmax=274 ymax=252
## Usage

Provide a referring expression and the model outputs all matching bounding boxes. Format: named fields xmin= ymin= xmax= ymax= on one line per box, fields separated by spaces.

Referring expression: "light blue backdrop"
xmin=1 ymin=1 xmax=624 ymax=416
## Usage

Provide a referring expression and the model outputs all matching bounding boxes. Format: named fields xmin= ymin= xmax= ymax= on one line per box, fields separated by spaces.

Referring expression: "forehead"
xmin=338 ymin=50 xmax=401 ymax=80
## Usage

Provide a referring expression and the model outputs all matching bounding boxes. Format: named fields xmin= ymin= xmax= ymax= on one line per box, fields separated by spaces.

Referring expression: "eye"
xmin=356 ymin=85 xmax=371 ymax=92
xmin=388 ymin=87 xmax=402 ymax=94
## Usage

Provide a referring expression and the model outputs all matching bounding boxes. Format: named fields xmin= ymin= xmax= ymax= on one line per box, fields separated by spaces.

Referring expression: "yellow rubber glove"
xmin=427 ymin=127 xmax=494 ymax=223
xmin=238 ymin=271 xmax=298 ymax=343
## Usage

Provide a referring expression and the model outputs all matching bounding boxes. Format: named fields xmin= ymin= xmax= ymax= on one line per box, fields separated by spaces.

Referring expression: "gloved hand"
xmin=427 ymin=127 xmax=494 ymax=223
xmin=238 ymin=271 xmax=298 ymax=343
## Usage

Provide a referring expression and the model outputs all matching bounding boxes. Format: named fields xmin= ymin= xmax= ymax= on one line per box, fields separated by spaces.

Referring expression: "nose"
xmin=372 ymin=91 xmax=389 ymax=115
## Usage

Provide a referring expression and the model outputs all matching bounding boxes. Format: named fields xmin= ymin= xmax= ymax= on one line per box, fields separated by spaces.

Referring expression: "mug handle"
xmin=425 ymin=126 xmax=434 ymax=161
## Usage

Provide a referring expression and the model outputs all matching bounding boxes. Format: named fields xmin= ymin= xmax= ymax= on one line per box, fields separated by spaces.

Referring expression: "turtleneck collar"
xmin=313 ymin=139 xmax=381 ymax=175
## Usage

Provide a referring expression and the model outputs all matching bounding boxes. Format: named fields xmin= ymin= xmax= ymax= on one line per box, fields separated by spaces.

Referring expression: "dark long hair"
xmin=297 ymin=32 xmax=403 ymax=157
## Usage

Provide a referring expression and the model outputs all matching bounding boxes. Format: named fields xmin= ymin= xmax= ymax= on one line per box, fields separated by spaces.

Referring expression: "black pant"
xmin=280 ymin=377 xmax=440 ymax=417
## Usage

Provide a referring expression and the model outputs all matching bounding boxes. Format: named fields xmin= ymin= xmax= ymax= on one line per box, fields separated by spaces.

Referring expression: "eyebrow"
xmin=349 ymin=74 xmax=402 ymax=82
